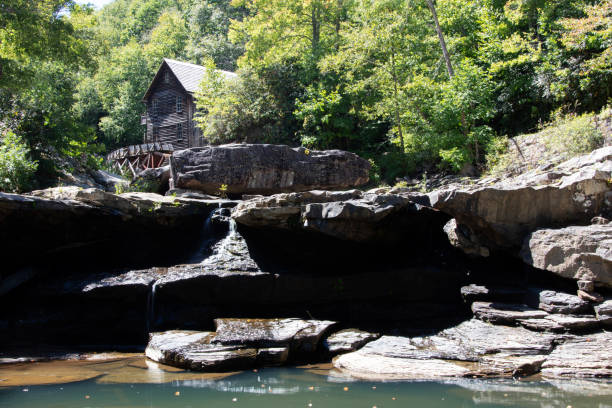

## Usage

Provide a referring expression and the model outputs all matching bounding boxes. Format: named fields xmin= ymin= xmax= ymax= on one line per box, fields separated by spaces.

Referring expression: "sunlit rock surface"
xmin=322 ymin=329 xmax=380 ymax=356
xmin=146 ymin=318 xmax=335 ymax=371
xmin=541 ymin=332 xmax=612 ymax=378
xmin=170 ymin=144 xmax=371 ymax=195
xmin=334 ymin=319 xmax=559 ymax=380
xmin=521 ymin=224 xmax=612 ymax=289
xmin=430 ymin=146 xmax=612 ymax=253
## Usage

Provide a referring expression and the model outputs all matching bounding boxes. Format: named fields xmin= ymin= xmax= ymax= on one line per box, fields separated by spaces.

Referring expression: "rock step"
xmin=145 ymin=318 xmax=380 ymax=371
xmin=460 ymin=284 xmax=526 ymax=303
xmin=471 ymin=301 xmax=606 ymax=332
xmin=333 ymin=318 xmax=612 ymax=380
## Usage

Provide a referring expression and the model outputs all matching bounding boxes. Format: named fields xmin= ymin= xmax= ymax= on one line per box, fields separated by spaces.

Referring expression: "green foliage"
xmin=195 ymin=62 xmax=303 ymax=145
xmin=438 ymin=147 xmax=469 ymax=172
xmin=484 ymin=136 xmax=510 ymax=176
xmin=218 ymin=183 xmax=228 ymax=198
xmin=0 ymin=131 xmax=38 ymax=193
xmin=3 ymin=0 xmax=612 ymax=188
xmin=542 ymin=112 xmax=604 ymax=156
xmin=485 ymin=111 xmax=604 ymax=175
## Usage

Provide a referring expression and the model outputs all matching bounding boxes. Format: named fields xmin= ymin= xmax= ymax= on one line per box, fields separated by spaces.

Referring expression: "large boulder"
xmin=521 ymin=224 xmax=612 ymax=289
xmin=170 ymin=144 xmax=370 ymax=195
xmin=429 ymin=146 xmax=612 ymax=254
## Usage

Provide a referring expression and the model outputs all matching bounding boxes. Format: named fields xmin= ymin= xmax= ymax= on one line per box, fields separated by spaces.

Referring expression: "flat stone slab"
xmin=145 ymin=330 xmax=257 ymax=371
xmin=534 ymin=289 xmax=590 ymax=314
xmin=460 ymin=284 xmax=525 ymax=303
xmin=472 ymin=302 xmax=548 ymax=325
xmin=541 ymin=332 xmax=612 ymax=378
xmin=322 ymin=329 xmax=380 ymax=356
xmin=334 ymin=352 xmax=472 ymax=380
xmin=333 ymin=319 xmax=559 ymax=380
xmin=213 ymin=318 xmax=336 ymax=354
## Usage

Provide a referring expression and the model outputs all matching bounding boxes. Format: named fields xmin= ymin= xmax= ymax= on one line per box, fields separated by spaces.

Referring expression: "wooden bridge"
xmin=107 ymin=142 xmax=174 ymax=177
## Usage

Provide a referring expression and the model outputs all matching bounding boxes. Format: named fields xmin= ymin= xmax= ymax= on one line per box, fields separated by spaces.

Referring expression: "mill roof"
xmin=142 ymin=58 xmax=237 ymax=101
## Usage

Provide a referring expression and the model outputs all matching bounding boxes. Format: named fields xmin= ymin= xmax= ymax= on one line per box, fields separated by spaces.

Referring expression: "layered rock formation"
xmin=145 ymin=318 xmax=338 ymax=371
xmin=429 ymin=146 xmax=611 ymax=253
xmin=521 ymin=224 xmax=612 ymax=289
xmin=170 ymin=144 xmax=370 ymax=195
xmin=1 ymin=144 xmax=611 ymax=381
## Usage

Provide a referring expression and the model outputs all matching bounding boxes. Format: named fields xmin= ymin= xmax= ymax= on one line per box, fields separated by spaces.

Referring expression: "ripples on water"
xmin=0 ymin=357 xmax=611 ymax=408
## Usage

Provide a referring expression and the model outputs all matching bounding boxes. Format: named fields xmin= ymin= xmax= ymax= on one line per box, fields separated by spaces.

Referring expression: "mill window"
xmin=176 ymin=95 xmax=183 ymax=113
xmin=153 ymin=126 xmax=159 ymax=141
xmin=177 ymin=123 xmax=183 ymax=141
xmin=152 ymin=99 xmax=159 ymax=116
xmin=164 ymin=71 xmax=170 ymax=84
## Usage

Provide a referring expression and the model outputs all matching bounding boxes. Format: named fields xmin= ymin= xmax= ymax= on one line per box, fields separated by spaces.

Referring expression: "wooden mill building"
xmin=141 ymin=58 xmax=236 ymax=149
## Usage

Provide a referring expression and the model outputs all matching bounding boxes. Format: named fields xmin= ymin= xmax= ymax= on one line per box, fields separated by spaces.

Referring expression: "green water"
xmin=1 ymin=367 xmax=611 ymax=408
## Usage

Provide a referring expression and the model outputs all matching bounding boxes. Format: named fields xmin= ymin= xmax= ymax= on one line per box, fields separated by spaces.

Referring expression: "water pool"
xmin=0 ymin=356 xmax=610 ymax=407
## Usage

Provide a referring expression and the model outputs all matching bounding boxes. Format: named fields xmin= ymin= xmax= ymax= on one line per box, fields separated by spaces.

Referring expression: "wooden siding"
xmin=143 ymin=65 xmax=200 ymax=149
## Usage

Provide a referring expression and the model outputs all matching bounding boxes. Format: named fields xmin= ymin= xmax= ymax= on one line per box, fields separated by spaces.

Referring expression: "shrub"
xmin=542 ymin=112 xmax=603 ymax=157
xmin=0 ymin=131 xmax=38 ymax=193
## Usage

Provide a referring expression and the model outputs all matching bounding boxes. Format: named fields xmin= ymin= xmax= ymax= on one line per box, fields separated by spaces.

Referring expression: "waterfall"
xmin=186 ymin=206 xmax=222 ymax=264
xmin=146 ymin=280 xmax=160 ymax=335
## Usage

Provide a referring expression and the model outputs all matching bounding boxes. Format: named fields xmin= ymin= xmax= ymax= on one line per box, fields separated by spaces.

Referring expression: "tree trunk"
xmin=426 ymin=0 xmax=454 ymax=79
xmin=391 ymin=52 xmax=405 ymax=153
xmin=311 ymin=3 xmax=320 ymax=56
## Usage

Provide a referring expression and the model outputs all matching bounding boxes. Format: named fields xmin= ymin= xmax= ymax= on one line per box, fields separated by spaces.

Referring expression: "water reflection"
xmin=0 ymin=356 xmax=611 ymax=408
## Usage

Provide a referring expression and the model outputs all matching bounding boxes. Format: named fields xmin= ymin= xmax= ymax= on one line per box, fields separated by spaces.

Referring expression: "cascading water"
xmin=186 ymin=204 xmax=226 ymax=264
xmin=146 ymin=205 xmax=234 ymax=336
xmin=146 ymin=280 xmax=159 ymax=333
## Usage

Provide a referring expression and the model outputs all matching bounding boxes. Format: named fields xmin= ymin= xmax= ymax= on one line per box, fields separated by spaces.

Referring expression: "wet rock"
xmin=428 ymin=146 xmax=612 ymax=253
xmin=333 ymin=319 xmax=559 ymax=380
xmin=532 ymin=289 xmax=591 ymax=314
xmin=460 ymin=284 xmax=525 ymax=303
xmin=145 ymin=330 xmax=257 ymax=371
xmin=541 ymin=332 xmax=612 ymax=378
xmin=472 ymin=302 xmax=548 ymax=325
xmin=256 ymin=347 xmax=289 ymax=365
xmin=322 ymin=329 xmax=380 ymax=356
xmin=146 ymin=318 xmax=334 ymax=371
xmin=521 ymin=224 xmax=612 ymax=289
xmin=170 ymin=144 xmax=370 ymax=195
xmin=212 ymin=318 xmax=335 ymax=354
